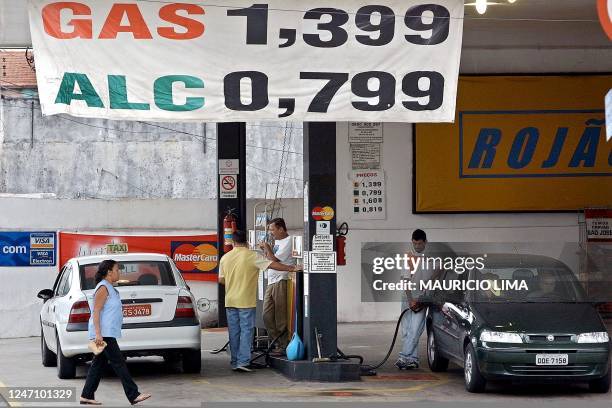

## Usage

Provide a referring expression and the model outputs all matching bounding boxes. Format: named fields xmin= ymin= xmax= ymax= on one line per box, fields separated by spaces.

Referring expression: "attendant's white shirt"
xmin=266 ymin=236 xmax=295 ymax=285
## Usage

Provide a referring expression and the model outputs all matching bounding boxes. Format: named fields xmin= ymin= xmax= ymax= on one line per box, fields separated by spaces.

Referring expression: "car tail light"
xmin=69 ymin=301 xmax=91 ymax=323
xmin=175 ymin=296 xmax=196 ymax=318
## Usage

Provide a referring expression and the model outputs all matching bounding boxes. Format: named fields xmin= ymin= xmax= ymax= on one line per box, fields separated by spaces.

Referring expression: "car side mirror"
xmin=37 ymin=289 xmax=54 ymax=302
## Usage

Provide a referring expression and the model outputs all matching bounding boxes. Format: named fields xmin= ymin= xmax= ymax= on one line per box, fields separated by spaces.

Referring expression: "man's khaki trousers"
xmin=263 ymin=280 xmax=289 ymax=350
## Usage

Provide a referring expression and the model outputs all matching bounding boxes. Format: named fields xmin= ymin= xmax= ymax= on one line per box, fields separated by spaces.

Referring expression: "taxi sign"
xmin=106 ymin=243 xmax=129 ymax=254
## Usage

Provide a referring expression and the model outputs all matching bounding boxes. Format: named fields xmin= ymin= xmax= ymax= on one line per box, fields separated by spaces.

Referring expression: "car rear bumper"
xmin=476 ymin=345 xmax=610 ymax=381
xmin=58 ymin=322 xmax=201 ymax=358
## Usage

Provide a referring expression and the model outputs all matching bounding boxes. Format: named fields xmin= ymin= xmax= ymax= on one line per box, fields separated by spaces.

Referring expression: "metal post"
xmin=217 ymin=122 xmax=247 ymax=327
xmin=302 ymin=122 xmax=337 ymax=360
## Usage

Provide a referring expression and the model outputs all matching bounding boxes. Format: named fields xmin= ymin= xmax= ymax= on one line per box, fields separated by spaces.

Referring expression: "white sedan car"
xmin=37 ymin=253 xmax=202 ymax=379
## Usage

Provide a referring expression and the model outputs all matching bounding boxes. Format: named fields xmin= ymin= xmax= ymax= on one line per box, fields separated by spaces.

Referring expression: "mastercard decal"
xmin=171 ymin=241 xmax=218 ymax=273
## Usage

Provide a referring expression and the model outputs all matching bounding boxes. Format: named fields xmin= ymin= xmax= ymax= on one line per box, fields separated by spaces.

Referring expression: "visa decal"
xmin=460 ymin=110 xmax=611 ymax=178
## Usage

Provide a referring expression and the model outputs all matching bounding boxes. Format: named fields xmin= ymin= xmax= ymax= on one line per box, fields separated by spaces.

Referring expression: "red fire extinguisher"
xmin=336 ymin=222 xmax=348 ymax=266
xmin=223 ymin=209 xmax=237 ymax=253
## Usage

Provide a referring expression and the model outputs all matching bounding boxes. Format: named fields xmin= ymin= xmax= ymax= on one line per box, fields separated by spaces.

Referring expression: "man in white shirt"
xmin=259 ymin=218 xmax=295 ymax=354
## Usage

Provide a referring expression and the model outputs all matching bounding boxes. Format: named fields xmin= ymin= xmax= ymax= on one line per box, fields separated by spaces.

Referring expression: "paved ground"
xmin=0 ymin=322 xmax=610 ymax=406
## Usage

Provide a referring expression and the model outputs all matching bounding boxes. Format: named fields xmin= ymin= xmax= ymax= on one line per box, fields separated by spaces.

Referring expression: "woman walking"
xmin=80 ymin=260 xmax=151 ymax=405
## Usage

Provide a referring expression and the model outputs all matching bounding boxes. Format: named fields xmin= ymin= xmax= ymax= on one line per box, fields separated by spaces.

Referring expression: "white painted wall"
xmin=0 ymin=266 xmax=56 ymax=338
xmin=0 ymin=197 xmax=218 ymax=230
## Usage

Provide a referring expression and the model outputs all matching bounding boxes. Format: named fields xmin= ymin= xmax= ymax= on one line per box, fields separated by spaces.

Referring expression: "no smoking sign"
xmin=220 ymin=174 xmax=238 ymax=198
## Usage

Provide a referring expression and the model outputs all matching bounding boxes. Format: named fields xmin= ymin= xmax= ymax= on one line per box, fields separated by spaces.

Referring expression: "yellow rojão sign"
xmin=415 ymin=75 xmax=612 ymax=212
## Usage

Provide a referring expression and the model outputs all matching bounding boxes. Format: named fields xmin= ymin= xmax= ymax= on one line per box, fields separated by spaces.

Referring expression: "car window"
xmin=79 ymin=261 xmax=176 ymax=290
xmin=169 ymin=259 xmax=188 ymax=287
xmin=54 ymin=266 xmax=70 ymax=297
xmin=472 ymin=266 xmax=582 ymax=303
xmin=58 ymin=265 xmax=73 ymax=297
xmin=52 ymin=266 xmax=66 ymax=294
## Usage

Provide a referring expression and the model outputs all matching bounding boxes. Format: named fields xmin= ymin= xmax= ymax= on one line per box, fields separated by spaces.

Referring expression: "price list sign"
xmin=351 ymin=170 xmax=386 ymax=220
xmin=29 ymin=0 xmax=464 ymax=123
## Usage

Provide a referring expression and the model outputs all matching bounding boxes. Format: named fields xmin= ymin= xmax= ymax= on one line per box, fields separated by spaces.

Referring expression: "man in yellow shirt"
xmin=219 ymin=230 xmax=300 ymax=372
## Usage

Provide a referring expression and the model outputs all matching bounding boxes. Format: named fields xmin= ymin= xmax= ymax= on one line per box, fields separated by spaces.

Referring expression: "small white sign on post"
xmin=316 ymin=221 xmax=331 ymax=235
xmin=312 ymin=235 xmax=334 ymax=252
xmin=219 ymin=159 xmax=239 ymax=174
xmin=349 ymin=122 xmax=383 ymax=144
xmin=351 ymin=143 xmax=382 ymax=170
xmin=219 ymin=174 xmax=238 ymax=198
xmin=309 ymin=252 xmax=337 ymax=273
xmin=586 ymin=210 xmax=612 ymax=242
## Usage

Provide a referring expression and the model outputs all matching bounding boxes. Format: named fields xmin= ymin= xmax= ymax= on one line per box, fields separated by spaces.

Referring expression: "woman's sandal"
xmin=79 ymin=397 xmax=102 ymax=405
xmin=131 ymin=393 xmax=151 ymax=405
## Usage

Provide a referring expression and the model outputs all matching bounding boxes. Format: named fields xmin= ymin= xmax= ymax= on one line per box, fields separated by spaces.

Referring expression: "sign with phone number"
xmin=29 ymin=0 xmax=464 ymax=122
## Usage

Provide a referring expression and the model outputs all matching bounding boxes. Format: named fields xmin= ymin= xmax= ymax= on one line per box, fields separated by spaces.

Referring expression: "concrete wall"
xmin=0 ymin=97 xmax=215 ymax=199
xmin=0 ymin=97 xmax=303 ymax=200
xmin=246 ymin=123 xmax=303 ymax=200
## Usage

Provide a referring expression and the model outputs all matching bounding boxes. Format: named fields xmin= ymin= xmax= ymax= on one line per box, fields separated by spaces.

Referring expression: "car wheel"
xmin=162 ymin=352 xmax=181 ymax=372
xmin=41 ymin=327 xmax=57 ymax=367
xmin=56 ymin=332 xmax=76 ymax=379
xmin=589 ymin=362 xmax=611 ymax=393
xmin=182 ymin=349 xmax=202 ymax=374
xmin=464 ymin=343 xmax=486 ymax=393
xmin=427 ymin=330 xmax=449 ymax=372
xmin=163 ymin=352 xmax=179 ymax=364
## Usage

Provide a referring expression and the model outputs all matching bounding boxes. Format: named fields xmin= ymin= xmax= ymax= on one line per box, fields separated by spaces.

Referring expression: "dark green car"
xmin=426 ymin=254 xmax=611 ymax=393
